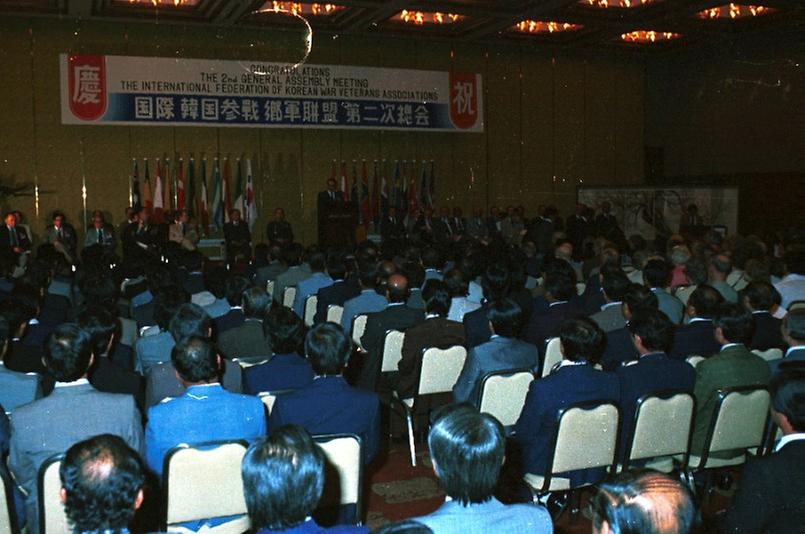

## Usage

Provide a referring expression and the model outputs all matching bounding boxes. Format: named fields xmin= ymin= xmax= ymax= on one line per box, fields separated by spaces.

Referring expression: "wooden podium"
xmin=319 ymin=201 xmax=357 ymax=247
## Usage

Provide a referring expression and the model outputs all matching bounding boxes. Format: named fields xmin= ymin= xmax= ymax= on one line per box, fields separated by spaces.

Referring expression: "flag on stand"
xmin=407 ymin=160 xmax=418 ymax=213
xmin=244 ymin=158 xmax=257 ymax=230
xmin=222 ymin=157 xmax=232 ymax=223
xmin=418 ymin=160 xmax=430 ymax=209
xmin=186 ymin=158 xmax=195 ymax=217
xmin=429 ymin=160 xmax=436 ymax=207
xmin=176 ymin=158 xmax=185 ymax=211
xmin=163 ymin=158 xmax=172 ymax=214
xmin=340 ymin=161 xmax=349 ymax=201
xmin=143 ymin=159 xmax=153 ymax=212
xmin=360 ymin=160 xmax=370 ymax=225
xmin=131 ymin=159 xmax=141 ymax=210
xmin=351 ymin=161 xmax=359 ymax=221
xmin=199 ymin=158 xmax=209 ymax=235
xmin=371 ymin=160 xmax=379 ymax=225
xmin=212 ymin=157 xmax=223 ymax=229
xmin=380 ymin=160 xmax=389 ymax=219
xmin=233 ymin=158 xmax=244 ymax=214
xmin=391 ymin=160 xmax=401 ymax=213
xmin=153 ymin=159 xmax=164 ymax=223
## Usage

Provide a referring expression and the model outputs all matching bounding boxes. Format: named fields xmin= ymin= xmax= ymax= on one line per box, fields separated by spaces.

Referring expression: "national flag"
xmin=418 ymin=160 xmax=430 ymax=209
xmin=392 ymin=160 xmax=402 ymax=213
xmin=211 ymin=157 xmax=223 ymax=229
xmin=340 ymin=161 xmax=349 ymax=201
xmin=380 ymin=160 xmax=389 ymax=218
xmin=245 ymin=158 xmax=257 ymax=230
xmin=371 ymin=160 xmax=379 ymax=224
xmin=222 ymin=157 xmax=232 ymax=223
xmin=176 ymin=158 xmax=185 ymax=211
xmin=163 ymin=158 xmax=172 ymax=213
xmin=407 ymin=160 xmax=418 ymax=213
xmin=186 ymin=158 xmax=195 ymax=217
xmin=199 ymin=158 xmax=209 ymax=235
xmin=360 ymin=160 xmax=370 ymax=225
xmin=329 ymin=159 xmax=337 ymax=189
xmin=142 ymin=159 xmax=153 ymax=212
xmin=351 ymin=161 xmax=359 ymax=220
xmin=153 ymin=159 xmax=164 ymax=224
xmin=429 ymin=160 xmax=436 ymax=207
xmin=131 ymin=159 xmax=141 ymax=210
xmin=233 ymin=158 xmax=244 ymax=214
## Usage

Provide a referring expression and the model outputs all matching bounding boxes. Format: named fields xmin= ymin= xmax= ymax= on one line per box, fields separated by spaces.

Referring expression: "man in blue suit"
xmin=313 ymin=256 xmax=359 ymax=324
xmin=668 ymin=284 xmax=723 ymax=361
xmin=513 ymin=317 xmax=620 ymax=486
xmin=270 ymin=323 xmax=380 ymax=464
xmin=522 ymin=266 xmax=583 ymax=362
xmin=617 ymin=308 xmax=695 ymax=460
xmin=644 ymin=258 xmax=685 ymax=325
xmin=340 ymin=264 xmax=386 ymax=333
xmin=463 ymin=263 xmax=510 ymax=350
xmin=414 ymin=404 xmax=552 ymax=534
xmin=145 ymin=336 xmax=266 ymax=478
xmin=742 ymin=281 xmax=785 ymax=350
xmin=600 ymin=283 xmax=657 ymax=371
xmin=773 ymin=309 xmax=805 ymax=375
xmin=453 ymin=298 xmax=537 ymax=405
xmin=293 ymin=250 xmax=334 ymax=318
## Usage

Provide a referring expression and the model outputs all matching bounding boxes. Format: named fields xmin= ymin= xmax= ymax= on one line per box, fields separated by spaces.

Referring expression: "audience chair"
xmin=0 ymin=372 xmax=41 ymax=413
xmin=390 ymin=346 xmax=467 ymax=467
xmin=304 ymin=295 xmax=318 ymax=327
xmin=761 ymin=420 xmax=784 ymax=457
xmin=38 ymin=454 xmax=69 ymax=534
xmin=162 ymin=440 xmax=250 ymax=533
xmin=1 ymin=467 xmax=19 ymax=534
xmin=350 ymin=314 xmax=369 ymax=350
xmin=380 ymin=330 xmax=406 ymax=375
xmin=282 ymin=287 xmax=297 ymax=309
xmin=266 ymin=280 xmax=275 ymax=297
xmin=313 ymin=433 xmax=363 ymax=526
xmin=751 ymin=348 xmax=783 ymax=362
xmin=257 ymin=389 xmax=296 ymax=417
xmin=576 ymin=282 xmax=586 ymax=296
xmin=327 ymin=305 xmax=344 ymax=325
xmin=726 ymin=271 xmax=749 ymax=292
xmin=119 ymin=316 xmax=138 ymax=347
xmin=541 ymin=337 xmax=562 ymax=378
xmin=621 ymin=390 xmax=695 ymax=474
xmin=673 ymin=285 xmax=697 ymax=306
xmin=477 ymin=369 xmax=534 ymax=427
xmin=524 ymin=401 xmax=620 ymax=508
xmin=788 ymin=300 xmax=805 ymax=312
xmin=686 ymin=355 xmax=706 ymax=368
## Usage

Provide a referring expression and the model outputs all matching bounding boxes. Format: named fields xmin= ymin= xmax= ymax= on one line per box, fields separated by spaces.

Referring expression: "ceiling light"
xmin=581 ymin=0 xmax=657 ymax=8
xmin=257 ymin=2 xmax=346 ymax=16
xmin=511 ymin=20 xmax=583 ymax=34
xmin=393 ymin=10 xmax=464 ymax=25
xmin=620 ymin=30 xmax=681 ymax=42
xmin=124 ymin=0 xmax=200 ymax=6
xmin=696 ymin=3 xmax=775 ymax=19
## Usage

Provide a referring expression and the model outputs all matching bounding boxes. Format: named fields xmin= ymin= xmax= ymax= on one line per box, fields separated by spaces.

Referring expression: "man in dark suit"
xmin=644 ymin=258 xmax=685 ymax=325
xmin=590 ymin=268 xmax=631 ymax=333
xmin=0 ymin=315 xmax=41 ymax=412
xmin=668 ymin=284 xmax=724 ymax=361
xmin=265 ymin=207 xmax=294 ymax=245
xmin=453 ymin=298 xmax=537 ymax=405
xmin=8 ymin=324 xmax=143 ymax=533
xmin=522 ymin=267 xmax=583 ymax=361
xmin=121 ymin=209 xmax=161 ymax=260
xmin=524 ymin=205 xmax=558 ymax=255
xmin=214 ymin=275 xmax=249 ymax=334
xmin=380 ymin=206 xmax=406 ymax=242
xmin=218 ymin=286 xmax=272 ymax=361
xmin=223 ymin=209 xmax=252 ymax=262
xmin=720 ymin=367 xmax=805 ymax=532
xmin=180 ymin=250 xmax=206 ymax=296
xmin=1 ymin=297 xmax=47 ymax=375
xmin=513 ymin=317 xmax=620 ymax=486
xmin=616 ymin=309 xmax=696 ymax=460
xmin=317 ymin=177 xmax=344 ymax=212
xmin=773 ymin=310 xmax=805 ymax=376
xmin=464 ymin=263 xmax=510 ymax=350
xmin=0 ymin=211 xmax=31 ymax=257
xmin=314 ymin=255 xmax=359 ymax=324
xmin=566 ymin=203 xmax=592 ymax=259
xmin=691 ymin=303 xmax=770 ymax=456
xmin=253 ymin=244 xmax=287 ymax=292
xmin=270 ymin=323 xmax=380 ymax=464
xmin=357 ymin=274 xmax=424 ymax=391
xmin=600 ymin=283 xmax=658 ymax=371
xmin=43 ymin=210 xmax=78 ymax=263
xmin=395 ymin=281 xmax=465 ymax=399
xmin=450 ymin=206 xmax=466 ymax=237
xmin=742 ymin=281 xmax=785 ymax=350
xmin=465 ymin=207 xmax=489 ymax=242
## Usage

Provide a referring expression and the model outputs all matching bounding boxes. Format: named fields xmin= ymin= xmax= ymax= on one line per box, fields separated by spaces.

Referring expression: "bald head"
xmin=387 ymin=274 xmax=410 ymax=303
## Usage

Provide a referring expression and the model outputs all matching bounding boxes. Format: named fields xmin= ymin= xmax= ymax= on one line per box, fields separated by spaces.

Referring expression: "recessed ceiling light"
xmin=581 ymin=0 xmax=658 ymax=9
xmin=256 ymin=2 xmax=346 ymax=16
xmin=620 ymin=30 xmax=682 ymax=42
xmin=511 ymin=20 xmax=584 ymax=34
xmin=696 ymin=3 xmax=775 ymax=19
xmin=392 ymin=10 xmax=464 ymax=25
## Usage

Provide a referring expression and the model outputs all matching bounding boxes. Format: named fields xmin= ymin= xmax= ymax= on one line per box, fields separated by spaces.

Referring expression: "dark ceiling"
xmin=1 ymin=0 xmax=803 ymax=51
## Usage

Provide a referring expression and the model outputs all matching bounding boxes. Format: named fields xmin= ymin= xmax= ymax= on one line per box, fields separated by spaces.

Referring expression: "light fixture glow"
xmin=620 ymin=30 xmax=681 ymax=42
xmin=393 ymin=10 xmax=463 ymax=25
xmin=257 ymin=2 xmax=346 ymax=16
xmin=582 ymin=0 xmax=657 ymax=8
xmin=124 ymin=0 xmax=200 ymax=6
xmin=696 ymin=3 xmax=775 ymax=19
xmin=511 ymin=20 xmax=583 ymax=34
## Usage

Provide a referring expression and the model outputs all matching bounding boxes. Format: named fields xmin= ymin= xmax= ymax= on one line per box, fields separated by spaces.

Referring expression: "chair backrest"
xmin=478 ymin=369 xmax=534 ymax=427
xmin=235 ymin=358 xmax=269 ymax=369
xmin=351 ymin=314 xmax=368 ymax=349
xmin=327 ymin=305 xmax=344 ymax=324
xmin=0 ymin=468 xmax=17 ymax=534
xmin=686 ymin=355 xmax=705 ymax=368
xmin=626 ymin=391 xmax=695 ymax=467
xmin=283 ymin=286 xmax=297 ymax=308
xmin=703 ymin=387 xmax=770 ymax=461
xmin=38 ymin=454 xmax=69 ymax=534
xmin=314 ymin=434 xmax=362 ymax=513
xmin=674 ymin=285 xmax=697 ymax=306
xmin=163 ymin=441 xmax=250 ymax=528
xmin=304 ymin=295 xmax=318 ymax=327
xmin=380 ymin=330 xmax=405 ymax=373
xmin=727 ymin=270 xmax=748 ymax=291
xmin=789 ymin=300 xmax=805 ymax=312
xmin=541 ymin=337 xmax=562 ymax=378
xmin=417 ymin=346 xmax=467 ymax=396
xmin=751 ymin=348 xmax=783 ymax=362
xmin=266 ymin=280 xmax=275 ymax=296
xmin=548 ymin=402 xmax=619 ymax=479
xmin=576 ymin=282 xmax=586 ymax=296
xmin=258 ymin=389 xmax=296 ymax=416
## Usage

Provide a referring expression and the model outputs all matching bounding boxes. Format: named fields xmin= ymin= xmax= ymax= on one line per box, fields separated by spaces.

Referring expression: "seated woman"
xmin=242 ymin=306 xmax=314 ymax=395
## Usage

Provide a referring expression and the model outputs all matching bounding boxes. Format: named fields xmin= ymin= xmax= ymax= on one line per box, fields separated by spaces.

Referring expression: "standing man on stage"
xmin=223 ymin=209 xmax=251 ymax=263
xmin=266 ymin=207 xmax=294 ymax=246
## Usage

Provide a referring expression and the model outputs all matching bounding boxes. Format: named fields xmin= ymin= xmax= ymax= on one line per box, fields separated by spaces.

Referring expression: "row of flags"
xmin=130 ymin=156 xmax=258 ymax=235
xmin=331 ymin=159 xmax=437 ymax=225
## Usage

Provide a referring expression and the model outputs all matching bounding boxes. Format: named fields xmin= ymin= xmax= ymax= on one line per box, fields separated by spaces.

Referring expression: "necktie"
xmin=58 ymin=228 xmax=63 ymax=239
xmin=330 ymin=191 xmax=335 ymax=200
xmin=97 ymin=229 xmax=102 ymax=244
xmin=10 ymin=227 xmax=17 ymax=247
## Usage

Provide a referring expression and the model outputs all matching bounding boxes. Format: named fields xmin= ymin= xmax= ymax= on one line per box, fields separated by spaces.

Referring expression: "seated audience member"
xmin=60 ymin=435 xmax=146 ymax=534
xmin=413 ymin=405 xmax=552 ymax=533
xmin=9 ymin=323 xmax=143 ymax=532
xmin=78 ymin=304 xmax=145 ymax=408
xmin=340 ymin=262 xmax=387 ymax=333
xmin=720 ymin=367 xmax=805 ymax=533
xmin=270 ymin=323 xmax=380 ymax=464
xmin=600 ymin=283 xmax=658 ymax=371
xmin=145 ymin=336 xmax=265 ymax=478
xmin=524 ymin=267 xmax=584 ymax=352
xmin=445 ymin=269 xmax=481 ymax=322
xmin=314 ymin=254 xmax=359 ymax=324
xmin=404 ymin=261 xmax=427 ymax=311
xmin=0 ymin=315 xmax=42 ymax=411
xmin=133 ymin=286 xmax=187 ymax=374
xmin=617 ymin=309 xmax=696 ymax=459
xmin=590 ymin=470 xmax=697 ymax=534
xmin=773 ymin=310 xmax=805 ymax=375
xmin=254 ymin=244 xmax=288 ymax=292
xmin=668 ymin=284 xmax=724 ymax=361
xmin=180 ymin=250 xmax=205 ymax=295
xmin=395 ymin=280 xmax=466 ymax=399
xmin=0 ymin=406 xmax=8 ymax=457
xmin=708 ymin=254 xmax=738 ymax=304
xmin=223 ymin=208 xmax=252 ymax=262
xmin=513 ymin=317 xmax=619 ymax=485
xmin=242 ymin=425 xmax=368 ymax=534
xmin=200 ymin=266 xmax=232 ymax=319
xmin=644 ymin=258 xmax=685 ymax=324
xmin=590 ymin=268 xmax=631 ymax=332
xmin=274 ymin=243 xmax=310 ymax=303
xmin=742 ymin=281 xmax=785 ymax=350
xmin=218 ymin=286 xmax=272 ymax=361
xmin=691 ymin=303 xmax=770 ymax=456
xmin=358 ymin=274 xmax=424 ymax=391
xmin=293 ymin=250 xmax=334 ymax=318
xmin=215 ymin=274 xmax=250 ymax=333
xmin=775 ymin=248 xmax=805 ymax=310
xmin=422 ymin=247 xmax=443 ymax=281
xmin=453 ymin=299 xmax=536 ymax=405
xmin=463 ymin=263 xmax=510 ymax=350
xmin=243 ymin=307 xmax=314 ymax=395
xmin=1 ymin=295 xmax=46 ymax=374
xmin=373 ymin=520 xmax=432 ymax=533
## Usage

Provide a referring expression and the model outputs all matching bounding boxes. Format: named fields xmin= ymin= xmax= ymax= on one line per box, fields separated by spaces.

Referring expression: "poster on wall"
xmin=60 ymin=54 xmax=483 ymax=133
xmin=578 ymin=186 xmax=739 ymax=240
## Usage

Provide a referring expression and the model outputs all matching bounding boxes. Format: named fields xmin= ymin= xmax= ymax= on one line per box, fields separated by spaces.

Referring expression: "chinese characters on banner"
xmin=60 ymin=54 xmax=484 ymax=133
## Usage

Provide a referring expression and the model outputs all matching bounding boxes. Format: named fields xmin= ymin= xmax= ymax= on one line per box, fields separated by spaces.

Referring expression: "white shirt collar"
xmin=785 ymin=346 xmax=805 ymax=357
xmin=721 ymin=343 xmax=744 ymax=351
xmin=55 ymin=378 xmax=90 ymax=389
xmin=549 ymin=300 xmax=568 ymax=307
xmin=601 ymin=301 xmax=622 ymax=311
xmin=387 ymin=302 xmax=405 ymax=307
xmin=689 ymin=317 xmax=711 ymax=323
xmin=751 ymin=310 xmax=770 ymax=315
xmin=557 ymin=359 xmax=587 ymax=368
xmin=775 ymin=433 xmax=805 ymax=452
xmin=425 ymin=313 xmax=440 ymax=319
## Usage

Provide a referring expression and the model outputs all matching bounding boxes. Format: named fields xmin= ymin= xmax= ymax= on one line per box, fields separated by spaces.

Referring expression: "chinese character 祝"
xmin=452 ymin=82 xmax=475 ymax=115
